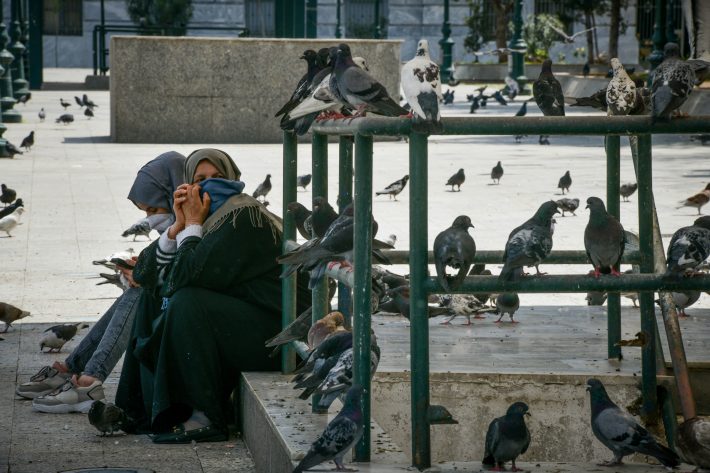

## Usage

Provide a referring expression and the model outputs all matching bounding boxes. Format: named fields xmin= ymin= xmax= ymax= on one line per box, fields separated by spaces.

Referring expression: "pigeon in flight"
xmin=482 ymin=402 xmax=531 ymax=471
xmin=88 ymin=401 xmax=131 ymax=436
xmin=297 ymin=173 xmax=312 ymax=191
xmin=40 ymin=323 xmax=90 ymax=353
xmin=550 ymin=24 xmax=595 ymax=43
xmin=252 ymin=174 xmax=272 ymax=202
xmin=1 ymin=184 xmax=16 ymax=206
xmin=446 ymin=168 xmax=465 ymax=192
xmin=665 ymin=215 xmax=710 ymax=277
xmin=652 ymin=43 xmax=695 ymax=121
xmin=587 ymin=378 xmax=679 ymax=468
xmin=606 ymin=58 xmax=637 ymax=116
xmin=533 ymin=59 xmax=565 ymax=117
xmin=0 ymin=207 xmax=25 ymax=237
xmin=491 ymin=161 xmax=503 ymax=184
xmin=401 ymin=39 xmax=443 ymax=134
xmin=20 ymin=131 xmax=34 ymax=151
xmin=555 ymin=198 xmax=579 ymax=217
xmin=56 ymin=114 xmax=74 ymax=125
xmin=434 ymin=215 xmax=476 ymax=292
xmin=375 ymin=175 xmax=409 ymax=201
xmin=558 ymin=171 xmax=572 ymax=194
xmin=60 ymin=98 xmax=71 ymax=109
xmin=620 ymin=183 xmax=637 ymax=202
xmin=121 ymin=218 xmax=151 ymax=241
xmin=0 ymin=302 xmax=30 ymax=332
xmin=678 ymin=183 xmax=710 ymax=214
xmin=584 ymin=197 xmax=625 ymax=277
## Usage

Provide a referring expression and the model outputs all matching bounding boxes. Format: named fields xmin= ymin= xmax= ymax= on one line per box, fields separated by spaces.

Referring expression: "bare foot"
xmin=73 ymin=374 xmax=98 ymax=387
xmin=52 ymin=361 xmax=70 ymax=373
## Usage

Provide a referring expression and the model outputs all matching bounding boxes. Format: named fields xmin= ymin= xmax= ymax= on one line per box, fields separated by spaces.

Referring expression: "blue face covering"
xmin=198 ymin=178 xmax=246 ymax=216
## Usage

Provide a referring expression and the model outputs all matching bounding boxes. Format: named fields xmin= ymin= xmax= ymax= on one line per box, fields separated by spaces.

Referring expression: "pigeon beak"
xmin=299 ymin=54 xmax=305 ymax=59
xmin=585 ymin=204 xmax=590 ymax=209
xmin=525 ymin=412 xmax=531 ymax=417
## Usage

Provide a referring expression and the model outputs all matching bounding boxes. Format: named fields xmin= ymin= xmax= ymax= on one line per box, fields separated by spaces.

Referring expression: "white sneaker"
xmin=16 ymin=366 xmax=71 ymax=399
xmin=32 ymin=379 xmax=105 ymax=414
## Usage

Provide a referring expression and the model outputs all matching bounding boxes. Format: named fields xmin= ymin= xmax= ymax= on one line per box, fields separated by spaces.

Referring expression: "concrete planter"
xmin=453 ymin=62 xmax=626 ymax=82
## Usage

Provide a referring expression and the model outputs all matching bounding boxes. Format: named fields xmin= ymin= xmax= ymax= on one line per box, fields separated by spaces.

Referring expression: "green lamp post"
xmin=335 ymin=0 xmax=343 ymax=39
xmin=648 ymin=0 xmax=666 ymax=81
xmin=374 ymin=0 xmax=382 ymax=39
xmin=0 ymin=21 xmax=20 ymax=123
xmin=509 ymin=0 xmax=528 ymax=93
xmin=9 ymin=17 xmax=29 ymax=100
xmin=439 ymin=0 xmax=454 ymax=83
xmin=0 ymin=60 xmax=8 ymax=158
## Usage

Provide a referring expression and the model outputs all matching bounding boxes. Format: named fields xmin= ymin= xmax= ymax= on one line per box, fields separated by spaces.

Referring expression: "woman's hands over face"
xmin=168 ymin=184 xmax=190 ymax=240
xmin=182 ymin=184 xmax=211 ymax=227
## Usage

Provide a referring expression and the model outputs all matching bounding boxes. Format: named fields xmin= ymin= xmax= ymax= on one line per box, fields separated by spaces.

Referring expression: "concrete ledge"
xmin=85 ymin=74 xmax=110 ymax=90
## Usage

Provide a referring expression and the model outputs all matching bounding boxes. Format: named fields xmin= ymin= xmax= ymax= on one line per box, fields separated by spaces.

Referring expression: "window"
xmin=534 ymin=0 xmax=574 ymax=34
xmin=345 ymin=0 xmax=387 ymax=39
xmin=43 ymin=0 xmax=83 ymax=36
xmin=245 ymin=0 xmax=275 ymax=37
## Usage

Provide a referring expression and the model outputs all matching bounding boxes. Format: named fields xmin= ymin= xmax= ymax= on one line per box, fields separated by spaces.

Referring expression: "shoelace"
xmin=44 ymin=379 xmax=74 ymax=397
xmin=29 ymin=366 xmax=54 ymax=382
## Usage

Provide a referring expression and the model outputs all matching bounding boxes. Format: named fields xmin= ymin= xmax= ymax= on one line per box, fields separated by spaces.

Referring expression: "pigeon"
xmin=38 ymin=108 xmax=45 ymax=122
xmin=5 ymin=141 xmax=23 ymax=157
xmin=490 ymin=90 xmax=508 ymax=105
xmin=586 ymin=291 xmax=608 ymax=306
xmin=665 ymin=216 xmax=710 ymax=277
xmin=558 ymin=171 xmax=572 ymax=194
xmin=668 ymin=290 xmax=701 ymax=317
xmin=651 ymin=42 xmax=695 ymax=121
xmin=469 ymin=96 xmax=480 ymax=114
xmin=500 ymin=201 xmax=559 ymax=281
xmin=0 ymin=207 xmax=25 ymax=237
xmin=514 ymin=135 xmax=526 ymax=143
xmin=675 ymin=416 xmax=710 ymax=471
xmin=16 ymin=93 xmax=30 ymax=105
xmin=438 ymin=294 xmax=495 ymax=325
xmin=505 ymin=76 xmax=520 ymax=99
xmin=74 ymin=96 xmax=84 ymax=107
xmin=491 ymin=162 xmax=504 ymax=184
xmin=287 ymin=202 xmax=314 ymax=240
xmin=555 ymin=198 xmax=580 ymax=216
xmin=401 ymin=39 xmax=443 ymax=134
xmin=85 ymin=107 xmax=94 ymax=119
xmin=297 ymin=174 xmax=312 ymax=191
xmin=88 ymin=401 xmax=131 ymax=436
xmin=446 ymin=168 xmax=465 ymax=192
xmin=275 ymin=50 xmax=322 ymax=119
xmin=678 ymin=183 xmax=710 ymax=214
xmin=56 ymin=113 xmax=74 ymax=124
xmin=586 ymin=378 xmax=680 ymax=468
xmin=313 ymin=341 xmax=380 ymax=409
xmin=0 ymin=302 xmax=30 ymax=332
xmin=606 ymin=58 xmax=637 ymax=116
xmin=514 ymin=101 xmax=527 ymax=117
xmin=375 ymin=175 xmax=409 ymax=201
xmin=566 ymin=87 xmax=608 ymax=111
xmin=385 ymin=286 xmax=449 ymax=320
xmin=550 ymin=24 xmax=596 ymax=43
xmin=690 ymin=134 xmax=710 ymax=145
xmin=60 ymin=98 xmax=71 ymax=109
xmin=292 ymin=331 xmax=353 ymax=396
xmin=40 ymin=323 xmax=90 ymax=352
xmin=331 ymin=43 xmax=408 ymax=117
xmin=307 ymin=311 xmax=348 ymax=349
xmin=583 ymin=62 xmax=590 ymax=77
xmin=495 ymin=292 xmax=521 ymax=323
xmin=20 ymin=131 xmax=34 ymax=151
xmin=292 ymin=385 xmax=364 ymax=473
xmin=1 ymin=183 xmax=16 ymax=206
xmin=482 ymin=402 xmax=531 ymax=471
xmin=385 ymin=234 xmax=397 ymax=248
xmin=311 ymin=196 xmax=339 ymax=238
xmin=533 ymin=59 xmax=565 ymax=117
xmin=0 ymin=198 xmax=23 ymax=219
xmin=620 ymin=183 xmax=637 ymax=202
xmin=584 ymin=197 xmax=625 ymax=278
xmin=538 ymin=135 xmax=550 ymax=145
xmin=252 ymin=174 xmax=272 ymax=201
xmin=433 ymin=215 xmax=476 ymax=292
xmin=83 ymin=94 xmax=98 ymax=109
xmin=121 ymin=218 xmax=151 ymax=241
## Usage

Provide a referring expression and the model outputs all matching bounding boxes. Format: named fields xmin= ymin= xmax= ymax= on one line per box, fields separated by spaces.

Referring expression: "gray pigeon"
xmin=446 ymin=168 xmax=465 ymax=191
xmin=20 ymin=131 xmax=34 ymax=151
xmin=313 ymin=343 xmax=380 ymax=409
xmin=38 ymin=108 xmax=45 ymax=121
xmin=88 ymin=400 xmax=131 ymax=436
xmin=287 ymin=202 xmax=313 ymax=240
xmin=121 ymin=218 xmax=151 ymax=241
xmin=652 ymin=43 xmax=695 ymax=121
xmin=4 ymin=141 xmax=22 ymax=157
xmin=56 ymin=113 xmax=74 ymax=124
xmin=620 ymin=183 xmax=637 ymax=202
xmin=297 ymin=173 xmax=312 ymax=191
xmin=495 ymin=292 xmax=520 ymax=323
xmin=533 ymin=59 xmax=565 ymax=117
xmin=606 ymin=58 xmax=637 ymax=116
xmin=482 ymin=402 xmax=531 ymax=471
xmin=665 ymin=215 xmax=710 ymax=277
xmin=0 ymin=302 xmax=30 ymax=332
xmin=376 ymin=175 xmax=409 ymax=201
xmin=558 ymin=171 xmax=572 ymax=194
xmin=500 ymin=201 xmax=559 ymax=281
xmin=584 ymin=197 xmax=625 ymax=277
xmin=293 ymin=385 xmax=364 ymax=473
xmin=675 ymin=416 xmax=710 ymax=471
xmin=434 ymin=215 xmax=476 ymax=292
xmin=1 ymin=184 xmax=16 ymax=206
xmin=491 ymin=161 xmax=503 ymax=184
xmin=555 ymin=197 xmax=579 ymax=217
xmin=40 ymin=323 xmax=89 ymax=352
xmin=0 ymin=198 xmax=23 ymax=220
xmin=669 ymin=290 xmax=701 ymax=317
xmin=586 ymin=378 xmax=680 ymax=467
xmin=252 ymin=174 xmax=272 ymax=201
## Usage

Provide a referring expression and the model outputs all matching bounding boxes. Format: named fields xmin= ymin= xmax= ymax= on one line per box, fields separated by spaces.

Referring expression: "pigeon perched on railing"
xmin=121 ymin=218 xmax=151 ymax=241
xmin=555 ymin=197 xmax=579 ymax=216
xmin=566 ymin=87 xmax=607 ymax=111
xmin=434 ymin=215 xmax=476 ymax=292
xmin=606 ymin=58 xmax=637 ymax=116
xmin=287 ymin=202 xmax=313 ymax=240
xmin=678 ymin=183 xmax=710 ymax=215
xmin=665 ymin=215 xmax=710 ymax=277
xmin=252 ymin=174 xmax=272 ymax=202
xmin=401 ymin=39 xmax=443 ymax=134
xmin=375 ymin=175 xmax=409 ymax=201
xmin=20 ymin=131 xmax=34 ymax=151
xmin=275 ymin=49 xmax=323 ymax=120
xmin=584 ymin=197 xmax=625 ymax=277
xmin=307 ymin=311 xmax=348 ymax=349
xmin=313 ymin=343 xmax=379 ymax=409
xmin=482 ymin=402 xmax=530 ymax=471
xmin=297 ymin=173 xmax=312 ymax=191
xmin=446 ymin=168 xmax=465 ymax=192
xmin=311 ymin=196 xmax=339 ymax=238
xmin=619 ymin=183 xmax=637 ymax=202
xmin=491 ymin=161 xmax=504 ymax=184
xmin=558 ymin=171 xmax=572 ymax=194
xmin=0 ymin=302 xmax=30 ymax=332
xmin=652 ymin=43 xmax=695 ymax=121
xmin=40 ymin=323 xmax=90 ymax=353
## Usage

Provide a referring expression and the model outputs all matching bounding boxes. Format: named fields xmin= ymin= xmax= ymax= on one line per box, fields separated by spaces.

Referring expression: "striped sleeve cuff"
xmin=157 ymin=231 xmax=177 ymax=263
xmin=176 ymin=224 xmax=203 ymax=248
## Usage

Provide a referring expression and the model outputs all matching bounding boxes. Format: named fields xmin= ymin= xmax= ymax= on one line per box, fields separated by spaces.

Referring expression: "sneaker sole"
xmin=16 ymin=388 xmax=54 ymax=400
xmin=32 ymin=399 xmax=97 ymax=414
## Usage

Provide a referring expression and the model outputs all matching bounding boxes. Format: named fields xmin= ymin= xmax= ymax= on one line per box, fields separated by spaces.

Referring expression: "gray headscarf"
xmin=127 ymin=151 xmax=187 ymax=211
xmin=185 ymin=148 xmax=241 ymax=182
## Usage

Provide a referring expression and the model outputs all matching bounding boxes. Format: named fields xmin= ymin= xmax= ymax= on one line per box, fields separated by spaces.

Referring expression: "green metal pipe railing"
xmin=337 ymin=136 xmax=354 ymax=319
xmin=281 ymin=132 xmax=298 ymax=374
xmin=605 ymin=135 xmax=622 ymax=359
xmin=379 ymin=250 xmax=641 ymax=265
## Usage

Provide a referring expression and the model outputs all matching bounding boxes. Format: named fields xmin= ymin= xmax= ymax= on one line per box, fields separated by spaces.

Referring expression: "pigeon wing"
xmin=483 ymin=418 xmax=502 ymax=464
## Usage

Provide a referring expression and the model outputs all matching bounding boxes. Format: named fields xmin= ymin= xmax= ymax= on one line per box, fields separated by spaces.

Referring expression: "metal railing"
xmin=91 ymin=24 xmax=250 ymax=76
xmin=280 ymin=115 xmax=710 ymax=470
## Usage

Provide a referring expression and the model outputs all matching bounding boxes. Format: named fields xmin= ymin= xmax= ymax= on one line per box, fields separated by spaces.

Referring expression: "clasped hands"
xmin=167 ymin=183 xmax=211 ymax=240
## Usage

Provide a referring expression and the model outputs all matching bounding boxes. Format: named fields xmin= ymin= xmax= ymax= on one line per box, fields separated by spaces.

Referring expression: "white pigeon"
xmin=92 ymin=248 xmax=136 ymax=271
xmin=0 ymin=207 xmax=25 ymax=237
xmin=606 ymin=58 xmax=637 ymax=116
xmin=401 ymin=39 xmax=443 ymax=134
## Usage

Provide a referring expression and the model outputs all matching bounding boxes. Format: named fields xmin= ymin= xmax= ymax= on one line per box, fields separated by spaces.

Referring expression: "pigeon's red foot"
xmin=490 ymin=466 xmax=505 ymax=472
xmin=597 ymin=461 xmax=623 ymax=467
xmin=610 ymin=268 xmax=622 ymax=276
xmin=510 ymin=319 xmax=519 ymax=324
xmin=679 ymin=310 xmax=689 ymax=318
xmin=593 ymin=268 xmax=602 ymax=279
xmin=473 ymin=314 xmax=486 ymax=319
xmin=400 ymin=111 xmax=414 ymax=118
xmin=510 ymin=466 xmax=523 ymax=472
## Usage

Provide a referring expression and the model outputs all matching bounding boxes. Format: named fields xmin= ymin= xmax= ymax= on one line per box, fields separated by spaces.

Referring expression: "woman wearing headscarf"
xmin=115 ymin=148 xmax=311 ymax=443
xmin=20 ymin=151 xmax=186 ymax=414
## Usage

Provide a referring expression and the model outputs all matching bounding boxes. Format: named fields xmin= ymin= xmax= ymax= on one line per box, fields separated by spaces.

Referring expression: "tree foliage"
xmin=464 ymin=0 xmax=485 ymax=58
xmin=517 ymin=14 xmax=566 ymax=62
xmin=126 ymin=0 xmax=194 ymax=36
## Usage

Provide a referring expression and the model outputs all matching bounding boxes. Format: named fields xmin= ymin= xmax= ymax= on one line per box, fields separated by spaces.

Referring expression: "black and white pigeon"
xmin=652 ymin=42 xmax=695 ymax=121
xmin=85 ymin=107 xmax=94 ymax=119
xmin=490 ymin=161 xmax=504 ymax=184
xmin=291 ymin=331 xmax=353 ymax=398
xmin=74 ymin=96 xmax=84 ymax=107
xmin=287 ymin=202 xmax=313 ymax=240
xmin=375 ymin=175 xmax=409 ymax=201
xmin=20 ymin=131 xmax=34 ymax=151
xmin=38 ymin=108 xmax=45 ymax=121
xmin=495 ymin=292 xmax=521 ymax=323
xmin=446 ymin=168 xmax=465 ymax=192
xmin=121 ymin=218 xmax=151 ymax=241
xmin=83 ymin=94 xmax=98 ymax=109
xmin=5 ymin=141 xmax=23 ymax=157
xmin=297 ymin=173 xmax=312 ymax=191
xmin=567 ymin=87 xmax=608 ymax=111
xmin=293 ymin=385 xmax=364 ymax=473
xmin=555 ymin=197 xmax=579 ymax=217
xmin=438 ymin=293 xmax=495 ymax=325
xmin=56 ymin=113 xmax=74 ymax=124
xmin=584 ymin=197 xmax=625 ymax=278
xmin=313 ymin=341 xmax=380 ymax=409
xmin=401 ymin=39 xmax=443 ymax=134
xmin=40 ymin=323 xmax=89 ymax=352
xmin=311 ymin=196 xmax=339 ymax=238
xmin=620 ymin=183 xmax=637 ymax=202
xmin=586 ymin=378 xmax=680 ymax=468
xmin=665 ymin=215 xmax=710 ymax=277
xmin=0 ymin=302 xmax=30 ymax=333
xmin=482 ymin=402 xmax=531 ymax=471
xmin=88 ymin=401 xmax=131 ymax=436
xmin=252 ymin=174 xmax=272 ymax=201
xmin=558 ymin=171 xmax=572 ymax=194
xmin=331 ymin=43 xmax=408 ymax=117
xmin=1 ymin=183 xmax=16 ymax=206
xmin=0 ymin=198 xmax=23 ymax=219
xmin=533 ymin=59 xmax=565 ymax=117
xmin=434 ymin=215 xmax=476 ymax=292
xmin=500 ymin=201 xmax=559 ymax=281
xmin=606 ymin=58 xmax=637 ymax=116
xmin=60 ymin=98 xmax=71 ymax=109
xmin=275 ymin=49 xmax=322 ymax=119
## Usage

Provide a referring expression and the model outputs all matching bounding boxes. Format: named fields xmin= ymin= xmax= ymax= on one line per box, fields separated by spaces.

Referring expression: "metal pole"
xmin=335 ymin=0 xmax=343 ymax=38
xmin=353 ymin=133 xmax=373 ymax=462
xmin=281 ymin=131 xmax=298 ymax=374
xmin=605 ymin=136 xmax=622 ymax=360
xmin=409 ymin=131 xmax=431 ymax=470
xmin=0 ymin=18 xmax=19 ymax=124
xmin=338 ymin=136 xmax=354 ymax=320
xmin=648 ymin=0 xmax=667 ymax=82
xmin=438 ymin=0 xmax=454 ymax=83
xmin=373 ymin=0 xmax=381 ymax=39
xmin=509 ymin=0 xmax=527 ymax=87
xmin=665 ymin=0 xmax=678 ymax=44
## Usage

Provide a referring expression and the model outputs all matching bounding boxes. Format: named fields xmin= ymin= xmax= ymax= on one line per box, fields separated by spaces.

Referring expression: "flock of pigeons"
xmin=52 ymin=93 xmax=99 ymax=124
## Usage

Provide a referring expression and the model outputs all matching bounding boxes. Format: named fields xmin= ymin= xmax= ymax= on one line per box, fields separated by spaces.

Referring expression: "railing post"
xmin=338 ymin=136 xmax=354 ymax=320
xmin=92 ymin=26 xmax=98 ymax=76
xmin=636 ymin=134 xmax=658 ymax=419
xmin=353 ymin=133 xmax=373 ymax=462
xmin=409 ymin=131 xmax=430 ymax=470
xmin=281 ymin=131 xmax=298 ymax=374
xmin=605 ymin=135 xmax=622 ymax=360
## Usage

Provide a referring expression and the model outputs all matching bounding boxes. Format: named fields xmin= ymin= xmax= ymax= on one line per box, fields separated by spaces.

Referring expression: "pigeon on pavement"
xmin=442 ymin=89 xmax=455 ymax=105
xmin=482 ymin=402 xmax=531 ymax=471
xmin=500 ymin=201 xmax=559 ymax=281
xmin=606 ymin=58 xmax=637 ymax=116
xmin=74 ymin=96 xmax=84 ymax=107
xmin=446 ymin=168 xmax=465 ymax=192
xmin=491 ymin=90 xmax=508 ymax=105
xmin=287 ymin=202 xmax=314 ymax=240
xmin=1 ymin=184 xmax=16 ymax=206
xmin=558 ymin=171 xmax=572 ymax=194
xmin=0 ymin=302 xmax=30 ymax=332
xmin=297 ymin=174 xmax=312 ymax=191
xmin=20 ymin=131 xmax=34 ymax=151
xmin=88 ymin=401 xmax=131 ymax=436
xmin=665 ymin=216 xmax=710 ymax=277
xmin=434 ymin=215 xmax=476 ymax=292
xmin=620 ymin=183 xmax=637 ymax=202
xmin=0 ymin=207 xmax=25 ymax=237
xmin=385 ymin=286 xmax=450 ymax=320
xmin=533 ymin=59 xmax=565 ymax=117
xmin=311 ymin=196 xmax=339 ymax=238
xmin=678 ymin=183 xmax=710 ymax=214
xmin=584 ymin=197 xmax=626 ymax=277
xmin=668 ymin=290 xmax=701 ymax=317
xmin=652 ymin=42 xmax=695 ymax=121
xmin=438 ymin=294 xmax=495 ymax=325
xmin=85 ymin=108 xmax=94 ymax=119
xmin=60 ymin=98 xmax=71 ymax=109
xmin=5 ymin=141 xmax=23 ymax=157
xmin=252 ymin=174 xmax=272 ymax=202
xmin=586 ymin=378 xmax=680 ymax=467
xmin=376 ymin=175 xmax=409 ymax=201
xmin=583 ymin=62 xmax=590 ymax=77
xmin=491 ymin=161 xmax=504 ymax=184
xmin=675 ymin=416 xmax=710 ymax=471
xmin=40 ymin=323 xmax=90 ymax=353
xmin=293 ymin=385 xmax=364 ymax=473
xmin=38 ymin=108 xmax=45 ymax=122
xmin=121 ymin=218 xmax=151 ymax=241
xmin=0 ymin=198 xmax=23 ymax=219
xmin=495 ymin=292 xmax=521 ymax=323
xmin=555 ymin=198 xmax=580 ymax=217
xmin=401 ymin=39 xmax=443 ymax=134
xmin=83 ymin=94 xmax=98 ymax=109
xmin=56 ymin=114 xmax=74 ymax=125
